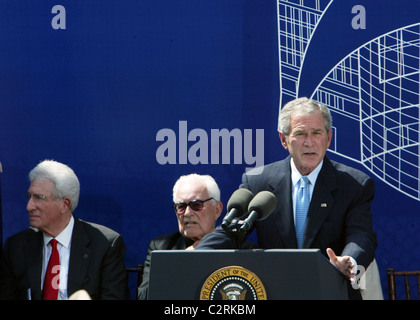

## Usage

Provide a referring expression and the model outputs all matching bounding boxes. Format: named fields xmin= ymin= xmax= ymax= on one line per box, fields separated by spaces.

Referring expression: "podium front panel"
xmin=148 ymin=249 xmax=348 ymax=300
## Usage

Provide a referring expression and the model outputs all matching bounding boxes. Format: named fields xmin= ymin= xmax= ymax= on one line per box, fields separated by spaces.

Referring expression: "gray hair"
xmin=29 ymin=160 xmax=80 ymax=212
xmin=172 ymin=173 xmax=221 ymax=203
xmin=278 ymin=97 xmax=332 ymax=136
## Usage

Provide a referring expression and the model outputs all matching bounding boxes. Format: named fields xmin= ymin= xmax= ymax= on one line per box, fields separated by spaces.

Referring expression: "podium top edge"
xmin=151 ymin=249 xmax=321 ymax=254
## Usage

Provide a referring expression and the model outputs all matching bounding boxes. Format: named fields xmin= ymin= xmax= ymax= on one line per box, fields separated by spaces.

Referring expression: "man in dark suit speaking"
xmin=197 ymin=97 xmax=377 ymax=298
xmin=0 ymin=160 xmax=129 ymax=300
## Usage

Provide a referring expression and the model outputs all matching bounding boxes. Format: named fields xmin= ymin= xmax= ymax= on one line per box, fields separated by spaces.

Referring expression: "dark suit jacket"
xmin=138 ymin=231 xmax=256 ymax=300
xmin=198 ymin=155 xmax=377 ymax=272
xmin=138 ymin=232 xmax=192 ymax=300
xmin=0 ymin=217 xmax=130 ymax=300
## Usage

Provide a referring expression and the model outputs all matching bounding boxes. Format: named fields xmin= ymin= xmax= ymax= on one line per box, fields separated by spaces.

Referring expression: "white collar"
xmin=290 ymin=158 xmax=323 ymax=188
xmin=43 ymin=215 xmax=74 ymax=248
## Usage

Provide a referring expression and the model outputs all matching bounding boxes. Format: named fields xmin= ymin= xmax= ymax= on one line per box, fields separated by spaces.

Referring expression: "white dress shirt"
xmin=42 ymin=215 xmax=74 ymax=300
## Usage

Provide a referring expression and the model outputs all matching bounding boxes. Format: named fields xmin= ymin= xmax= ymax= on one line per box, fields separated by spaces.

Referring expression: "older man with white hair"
xmin=0 ymin=160 xmax=130 ymax=300
xmin=138 ymin=173 xmax=223 ymax=300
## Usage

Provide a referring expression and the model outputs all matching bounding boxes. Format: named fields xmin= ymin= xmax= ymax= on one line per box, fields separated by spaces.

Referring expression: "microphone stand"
xmin=223 ymin=218 xmax=247 ymax=250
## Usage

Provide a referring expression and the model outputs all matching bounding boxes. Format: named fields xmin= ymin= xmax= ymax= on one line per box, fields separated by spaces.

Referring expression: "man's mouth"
xmin=303 ymin=151 xmax=317 ymax=156
xmin=29 ymin=213 xmax=41 ymax=220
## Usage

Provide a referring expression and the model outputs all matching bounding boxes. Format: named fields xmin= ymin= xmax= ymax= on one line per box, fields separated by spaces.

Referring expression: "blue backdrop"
xmin=0 ymin=0 xmax=418 ymax=299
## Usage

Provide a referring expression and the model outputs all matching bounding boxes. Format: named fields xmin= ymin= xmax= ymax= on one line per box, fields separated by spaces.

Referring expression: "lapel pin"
xmin=321 ymin=203 xmax=327 ymax=207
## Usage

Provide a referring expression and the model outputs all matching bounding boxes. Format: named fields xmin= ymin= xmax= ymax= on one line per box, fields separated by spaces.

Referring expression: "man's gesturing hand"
xmin=326 ymin=248 xmax=356 ymax=282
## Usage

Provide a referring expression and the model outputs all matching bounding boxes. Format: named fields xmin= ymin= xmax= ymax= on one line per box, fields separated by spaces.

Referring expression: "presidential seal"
xmin=200 ymin=266 xmax=267 ymax=300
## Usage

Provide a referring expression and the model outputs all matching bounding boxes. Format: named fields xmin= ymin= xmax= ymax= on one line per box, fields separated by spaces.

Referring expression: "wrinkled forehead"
xmin=28 ymin=178 xmax=55 ymax=194
xmin=174 ymin=181 xmax=209 ymax=202
xmin=290 ymin=110 xmax=326 ymax=128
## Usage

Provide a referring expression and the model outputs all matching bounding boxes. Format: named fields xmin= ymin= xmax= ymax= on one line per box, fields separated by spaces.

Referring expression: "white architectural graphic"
xmin=277 ymin=0 xmax=332 ymax=107
xmin=277 ymin=1 xmax=420 ymax=200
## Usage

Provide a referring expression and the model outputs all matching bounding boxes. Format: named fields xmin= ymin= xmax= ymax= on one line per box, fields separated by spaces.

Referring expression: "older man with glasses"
xmin=138 ymin=173 xmax=223 ymax=300
xmin=0 ymin=160 xmax=130 ymax=300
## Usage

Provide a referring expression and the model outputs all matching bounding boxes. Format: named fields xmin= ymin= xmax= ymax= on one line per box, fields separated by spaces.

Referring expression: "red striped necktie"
xmin=42 ymin=239 xmax=60 ymax=300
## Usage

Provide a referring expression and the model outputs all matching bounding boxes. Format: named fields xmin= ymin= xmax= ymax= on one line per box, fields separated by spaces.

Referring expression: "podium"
xmin=148 ymin=249 xmax=348 ymax=300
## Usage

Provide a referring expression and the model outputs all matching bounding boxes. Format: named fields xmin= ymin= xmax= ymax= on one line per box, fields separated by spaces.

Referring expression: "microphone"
xmin=240 ymin=191 xmax=277 ymax=232
xmin=221 ymin=188 xmax=254 ymax=231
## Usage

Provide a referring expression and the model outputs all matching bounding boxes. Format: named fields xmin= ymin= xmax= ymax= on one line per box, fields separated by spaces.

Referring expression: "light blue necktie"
xmin=295 ymin=176 xmax=310 ymax=248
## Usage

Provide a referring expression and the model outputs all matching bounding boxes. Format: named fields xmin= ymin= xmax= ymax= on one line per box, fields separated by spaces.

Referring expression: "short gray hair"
xmin=278 ymin=97 xmax=332 ymax=136
xmin=29 ymin=160 xmax=80 ymax=212
xmin=172 ymin=173 xmax=221 ymax=203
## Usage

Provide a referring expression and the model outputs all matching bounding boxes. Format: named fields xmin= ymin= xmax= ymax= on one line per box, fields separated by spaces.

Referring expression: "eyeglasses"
xmin=27 ymin=193 xmax=56 ymax=203
xmin=172 ymin=197 xmax=214 ymax=214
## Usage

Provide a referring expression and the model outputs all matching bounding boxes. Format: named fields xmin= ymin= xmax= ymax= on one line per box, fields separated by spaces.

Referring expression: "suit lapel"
xmin=67 ymin=218 xmax=91 ymax=297
xmin=26 ymin=230 xmax=43 ymax=300
xmin=268 ymin=158 xmax=299 ymax=248
xmin=303 ymin=157 xmax=337 ymax=248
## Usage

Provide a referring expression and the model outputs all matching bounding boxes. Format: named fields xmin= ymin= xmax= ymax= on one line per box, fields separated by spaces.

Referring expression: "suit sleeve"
xmin=0 ymin=239 xmax=20 ymax=299
xmin=197 ymin=172 xmax=259 ymax=250
xmin=195 ymin=226 xmax=237 ymax=249
xmin=341 ymin=176 xmax=377 ymax=270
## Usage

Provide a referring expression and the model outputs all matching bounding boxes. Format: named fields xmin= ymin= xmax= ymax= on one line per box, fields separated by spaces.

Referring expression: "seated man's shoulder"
xmin=149 ymin=232 xmax=183 ymax=249
xmin=152 ymin=232 xmax=179 ymax=242
xmin=77 ymin=219 xmax=122 ymax=243
xmin=4 ymin=227 xmax=40 ymax=246
xmin=151 ymin=232 xmax=182 ymax=243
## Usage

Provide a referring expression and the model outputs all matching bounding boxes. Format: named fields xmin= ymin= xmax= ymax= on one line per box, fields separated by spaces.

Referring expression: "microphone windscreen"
xmin=227 ymin=188 xmax=254 ymax=215
xmin=248 ymin=191 xmax=277 ymax=220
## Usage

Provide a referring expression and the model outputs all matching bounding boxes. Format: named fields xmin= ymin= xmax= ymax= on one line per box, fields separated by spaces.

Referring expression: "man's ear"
xmin=279 ymin=132 xmax=288 ymax=150
xmin=61 ymin=197 xmax=72 ymax=214
xmin=327 ymin=129 xmax=333 ymax=149
xmin=215 ymin=201 xmax=223 ymax=220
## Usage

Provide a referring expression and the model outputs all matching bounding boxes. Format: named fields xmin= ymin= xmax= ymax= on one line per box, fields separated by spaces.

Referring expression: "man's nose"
xmin=304 ymin=133 xmax=315 ymax=146
xmin=26 ymin=197 xmax=36 ymax=211
xmin=184 ymin=205 xmax=195 ymax=216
